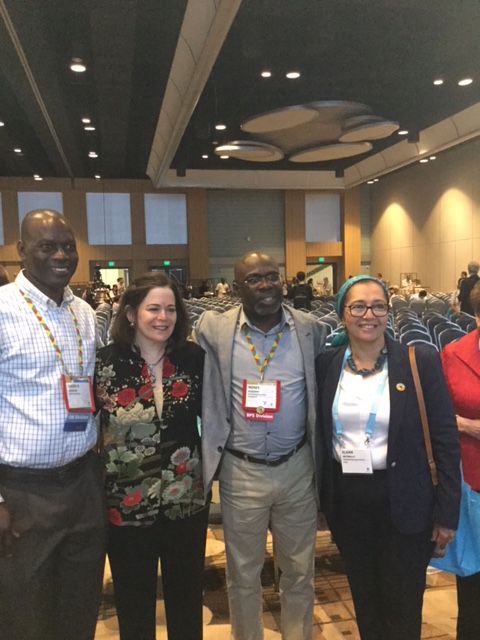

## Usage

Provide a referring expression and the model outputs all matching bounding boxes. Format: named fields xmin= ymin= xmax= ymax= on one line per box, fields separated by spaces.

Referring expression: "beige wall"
xmin=370 ymin=139 xmax=480 ymax=292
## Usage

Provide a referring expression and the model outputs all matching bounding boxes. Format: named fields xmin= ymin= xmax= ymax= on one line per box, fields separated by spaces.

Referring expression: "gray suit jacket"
xmin=193 ymin=304 xmax=327 ymax=494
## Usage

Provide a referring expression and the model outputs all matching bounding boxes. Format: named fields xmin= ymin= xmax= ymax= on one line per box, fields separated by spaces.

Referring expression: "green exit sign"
xmin=108 ymin=261 xmax=115 ymax=267
xmin=163 ymin=260 xmax=171 ymax=266
xmin=318 ymin=257 xmax=325 ymax=263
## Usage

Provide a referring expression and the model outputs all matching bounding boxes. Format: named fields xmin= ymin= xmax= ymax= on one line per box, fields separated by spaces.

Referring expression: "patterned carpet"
xmin=95 ymin=522 xmax=458 ymax=639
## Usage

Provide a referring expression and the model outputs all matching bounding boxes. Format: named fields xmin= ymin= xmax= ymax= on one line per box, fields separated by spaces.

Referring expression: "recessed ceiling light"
xmin=215 ymin=124 xmax=226 ymax=130
xmin=398 ymin=130 xmax=408 ymax=135
xmin=458 ymin=78 xmax=473 ymax=86
xmin=70 ymin=58 xmax=86 ymax=73
xmin=34 ymin=175 xmax=43 ymax=181
xmin=14 ymin=148 xmax=22 ymax=153
xmin=88 ymin=151 xmax=98 ymax=158
xmin=94 ymin=174 xmax=101 ymax=179
xmin=419 ymin=158 xmax=429 ymax=163
xmin=261 ymin=71 xmax=272 ymax=78
xmin=0 ymin=121 xmax=4 ymax=127
xmin=433 ymin=78 xmax=444 ymax=86
xmin=286 ymin=71 xmax=301 ymax=79
xmin=82 ymin=117 xmax=91 ymax=124
xmin=84 ymin=126 xmax=95 ymax=131
xmin=373 ymin=178 xmax=379 ymax=182
xmin=367 ymin=180 xmax=375 ymax=184
xmin=220 ymin=155 xmax=229 ymax=159
xmin=202 ymin=154 xmax=209 ymax=159
xmin=212 ymin=141 xmax=218 ymax=145
xmin=429 ymin=155 xmax=437 ymax=160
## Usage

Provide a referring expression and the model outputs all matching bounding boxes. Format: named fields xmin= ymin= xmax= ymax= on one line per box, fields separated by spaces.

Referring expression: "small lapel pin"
xmin=396 ymin=383 xmax=406 ymax=391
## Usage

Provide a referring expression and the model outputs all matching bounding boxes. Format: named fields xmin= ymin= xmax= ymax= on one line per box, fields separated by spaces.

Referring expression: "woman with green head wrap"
xmin=315 ymin=275 xmax=461 ymax=640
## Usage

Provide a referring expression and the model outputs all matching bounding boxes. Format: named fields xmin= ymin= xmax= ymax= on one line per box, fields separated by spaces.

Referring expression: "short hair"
xmin=467 ymin=261 xmax=480 ymax=275
xmin=418 ymin=290 xmax=427 ymax=299
xmin=110 ymin=272 xmax=190 ymax=348
xmin=0 ymin=265 xmax=9 ymax=287
xmin=470 ymin=282 xmax=480 ymax=316
xmin=296 ymin=271 xmax=306 ymax=281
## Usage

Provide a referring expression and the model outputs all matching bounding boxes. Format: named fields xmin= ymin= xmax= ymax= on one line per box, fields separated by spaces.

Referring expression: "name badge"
xmin=62 ymin=375 xmax=95 ymax=413
xmin=242 ymin=380 xmax=280 ymax=422
xmin=340 ymin=448 xmax=373 ymax=474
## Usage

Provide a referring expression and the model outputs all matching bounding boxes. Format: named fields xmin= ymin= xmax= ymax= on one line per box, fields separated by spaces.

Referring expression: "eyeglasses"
xmin=243 ymin=273 xmax=281 ymax=287
xmin=344 ymin=303 xmax=389 ymax=317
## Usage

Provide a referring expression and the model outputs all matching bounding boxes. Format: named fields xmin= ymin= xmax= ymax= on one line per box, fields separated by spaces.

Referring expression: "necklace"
xmin=145 ymin=352 xmax=166 ymax=384
xmin=347 ymin=346 xmax=388 ymax=377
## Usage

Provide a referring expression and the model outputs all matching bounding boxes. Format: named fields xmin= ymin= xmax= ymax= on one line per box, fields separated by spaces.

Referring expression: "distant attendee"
xmin=215 ymin=277 xmax=230 ymax=299
xmin=321 ymin=276 xmax=332 ymax=296
xmin=116 ymin=277 xmax=125 ymax=295
xmin=458 ymin=271 xmax=468 ymax=288
xmin=198 ymin=280 xmax=211 ymax=297
xmin=458 ymin=262 xmax=480 ymax=315
xmin=377 ymin=272 xmax=388 ymax=288
xmin=401 ymin=274 xmax=415 ymax=295
xmin=290 ymin=271 xmax=314 ymax=310
xmin=389 ymin=286 xmax=404 ymax=303
xmin=0 ymin=265 xmax=9 ymax=287
xmin=410 ymin=289 xmax=429 ymax=301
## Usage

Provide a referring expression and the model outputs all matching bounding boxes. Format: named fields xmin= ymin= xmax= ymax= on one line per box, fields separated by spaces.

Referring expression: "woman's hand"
xmin=456 ymin=415 xmax=480 ymax=440
xmin=431 ymin=523 xmax=455 ymax=549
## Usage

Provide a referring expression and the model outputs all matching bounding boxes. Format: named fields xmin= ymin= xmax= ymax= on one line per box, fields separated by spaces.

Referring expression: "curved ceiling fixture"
xmin=241 ymin=106 xmax=319 ymax=133
xmin=289 ymin=142 xmax=372 ymax=162
xmin=340 ymin=116 xmax=399 ymax=142
xmin=214 ymin=140 xmax=284 ymax=162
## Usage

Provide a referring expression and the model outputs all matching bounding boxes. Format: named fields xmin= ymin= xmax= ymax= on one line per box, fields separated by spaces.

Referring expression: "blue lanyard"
xmin=332 ymin=347 xmax=388 ymax=445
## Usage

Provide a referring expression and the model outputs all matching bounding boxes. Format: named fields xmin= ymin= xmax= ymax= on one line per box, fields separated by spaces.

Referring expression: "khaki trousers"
xmin=219 ymin=443 xmax=318 ymax=640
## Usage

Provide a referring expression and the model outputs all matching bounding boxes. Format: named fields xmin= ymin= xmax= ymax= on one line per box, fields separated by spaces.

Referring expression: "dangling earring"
xmin=130 ymin=321 xmax=135 ymax=328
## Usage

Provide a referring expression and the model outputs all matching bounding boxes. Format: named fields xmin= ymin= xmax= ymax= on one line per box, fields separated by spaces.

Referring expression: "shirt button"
xmin=217 ymin=446 xmax=223 ymax=453
xmin=391 ymin=462 xmax=396 ymax=467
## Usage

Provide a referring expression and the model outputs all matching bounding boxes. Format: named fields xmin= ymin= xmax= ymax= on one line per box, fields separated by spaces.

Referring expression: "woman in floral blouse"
xmin=95 ymin=273 xmax=209 ymax=640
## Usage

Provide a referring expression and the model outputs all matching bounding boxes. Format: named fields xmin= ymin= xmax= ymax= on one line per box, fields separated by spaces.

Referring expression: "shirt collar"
xmin=239 ymin=304 xmax=292 ymax=335
xmin=16 ymin=270 xmax=74 ymax=309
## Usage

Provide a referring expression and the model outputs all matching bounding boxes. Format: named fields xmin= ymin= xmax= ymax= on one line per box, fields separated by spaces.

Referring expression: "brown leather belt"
xmin=226 ymin=434 xmax=307 ymax=467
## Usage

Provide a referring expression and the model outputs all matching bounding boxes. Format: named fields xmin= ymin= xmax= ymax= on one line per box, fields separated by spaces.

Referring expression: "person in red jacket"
xmin=441 ymin=281 xmax=480 ymax=640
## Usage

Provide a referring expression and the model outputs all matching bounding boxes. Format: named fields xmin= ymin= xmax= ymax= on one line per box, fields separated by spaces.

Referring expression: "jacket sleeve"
xmin=416 ymin=344 xmax=461 ymax=529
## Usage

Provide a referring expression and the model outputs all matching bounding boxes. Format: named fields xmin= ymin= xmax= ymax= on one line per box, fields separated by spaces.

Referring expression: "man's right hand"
xmin=0 ymin=503 xmax=15 ymax=557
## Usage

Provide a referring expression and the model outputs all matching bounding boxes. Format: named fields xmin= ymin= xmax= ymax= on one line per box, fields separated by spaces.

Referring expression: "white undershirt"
xmin=332 ymin=369 xmax=390 ymax=469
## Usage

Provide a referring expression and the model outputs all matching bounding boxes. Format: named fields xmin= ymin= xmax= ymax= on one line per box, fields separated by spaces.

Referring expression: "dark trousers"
xmin=108 ymin=504 xmax=209 ymax=640
xmin=327 ymin=462 xmax=433 ymax=640
xmin=456 ymin=571 xmax=480 ymax=639
xmin=0 ymin=452 xmax=108 ymax=640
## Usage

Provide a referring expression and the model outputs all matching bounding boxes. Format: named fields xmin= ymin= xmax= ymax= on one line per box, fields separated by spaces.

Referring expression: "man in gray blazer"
xmin=194 ymin=251 xmax=326 ymax=640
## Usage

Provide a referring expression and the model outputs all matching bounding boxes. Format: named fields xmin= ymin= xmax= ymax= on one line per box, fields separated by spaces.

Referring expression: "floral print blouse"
xmin=95 ymin=341 xmax=207 ymax=527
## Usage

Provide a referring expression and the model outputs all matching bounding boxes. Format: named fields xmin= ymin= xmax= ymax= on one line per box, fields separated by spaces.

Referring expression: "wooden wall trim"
xmin=285 ymin=190 xmax=306 ymax=276
xmin=343 ymin=187 xmax=361 ymax=280
xmin=187 ymin=189 xmax=209 ymax=280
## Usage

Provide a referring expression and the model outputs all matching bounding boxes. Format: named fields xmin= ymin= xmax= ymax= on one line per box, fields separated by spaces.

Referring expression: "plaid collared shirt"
xmin=0 ymin=272 xmax=97 ymax=471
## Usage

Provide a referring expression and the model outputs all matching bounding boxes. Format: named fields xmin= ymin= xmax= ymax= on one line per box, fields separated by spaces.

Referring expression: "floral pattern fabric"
xmin=95 ymin=341 xmax=207 ymax=527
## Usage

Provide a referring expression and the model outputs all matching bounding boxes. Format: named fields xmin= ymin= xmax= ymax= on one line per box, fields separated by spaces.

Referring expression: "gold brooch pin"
xmin=396 ymin=383 xmax=405 ymax=391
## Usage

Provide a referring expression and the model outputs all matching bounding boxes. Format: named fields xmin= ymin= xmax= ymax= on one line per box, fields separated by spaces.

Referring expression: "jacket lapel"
xmin=217 ymin=307 xmax=241 ymax=410
xmin=387 ymin=340 xmax=410 ymax=449
xmin=321 ymin=347 xmax=345 ymax=458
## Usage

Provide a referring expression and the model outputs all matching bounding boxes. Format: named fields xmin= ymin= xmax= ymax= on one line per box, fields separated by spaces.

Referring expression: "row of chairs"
xmin=394 ymin=306 xmax=473 ymax=350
